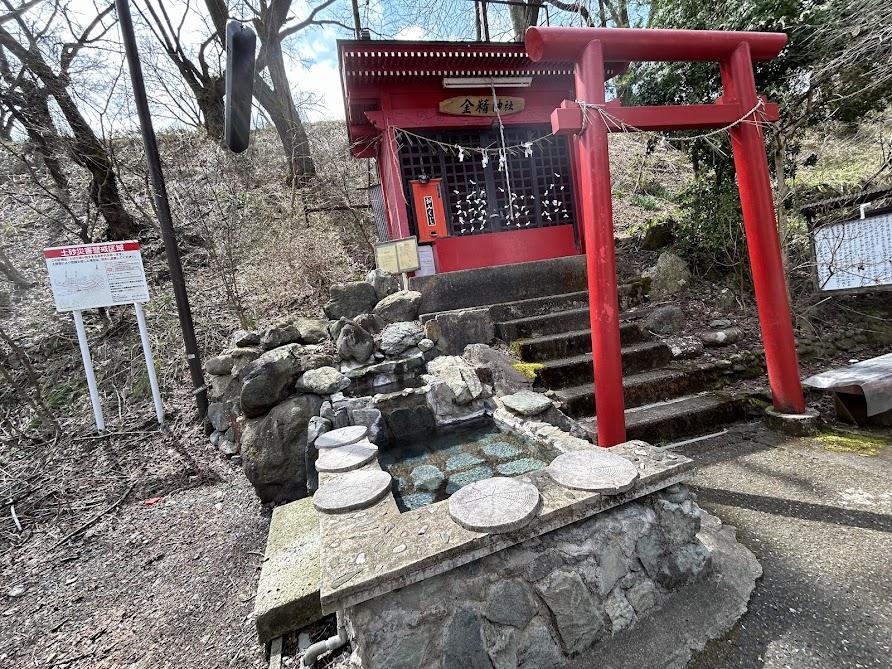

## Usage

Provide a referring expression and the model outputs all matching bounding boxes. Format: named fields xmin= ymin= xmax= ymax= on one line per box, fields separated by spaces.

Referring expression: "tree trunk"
xmin=774 ymin=132 xmax=790 ymax=272
xmin=0 ymin=248 xmax=33 ymax=288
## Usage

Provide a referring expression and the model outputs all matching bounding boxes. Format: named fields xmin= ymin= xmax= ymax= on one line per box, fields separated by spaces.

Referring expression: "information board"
xmin=375 ymin=236 xmax=420 ymax=274
xmin=44 ymin=240 xmax=150 ymax=311
xmin=813 ymin=213 xmax=892 ymax=292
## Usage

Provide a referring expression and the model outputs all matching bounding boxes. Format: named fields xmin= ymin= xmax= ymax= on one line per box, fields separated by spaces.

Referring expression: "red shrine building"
xmin=338 ymin=40 xmax=614 ymax=274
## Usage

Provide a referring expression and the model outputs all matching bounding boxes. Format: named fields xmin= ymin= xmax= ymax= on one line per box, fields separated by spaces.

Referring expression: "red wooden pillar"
xmin=575 ymin=41 xmax=627 ymax=446
xmin=722 ymin=43 xmax=805 ymax=413
xmin=379 ymin=125 xmax=411 ymax=240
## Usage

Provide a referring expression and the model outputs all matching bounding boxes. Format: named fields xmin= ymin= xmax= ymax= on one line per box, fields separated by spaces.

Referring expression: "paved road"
xmin=686 ymin=424 xmax=892 ymax=669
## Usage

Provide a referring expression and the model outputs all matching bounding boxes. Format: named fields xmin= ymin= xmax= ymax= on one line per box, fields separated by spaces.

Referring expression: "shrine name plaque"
xmin=439 ymin=95 xmax=525 ymax=116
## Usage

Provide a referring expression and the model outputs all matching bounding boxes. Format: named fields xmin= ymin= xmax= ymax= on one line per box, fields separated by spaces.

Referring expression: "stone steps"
xmin=516 ymin=324 xmax=649 ymax=362
xmin=580 ymin=393 xmax=747 ymax=444
xmin=537 ymin=341 xmax=673 ymax=389
xmin=553 ymin=363 xmax=729 ymax=417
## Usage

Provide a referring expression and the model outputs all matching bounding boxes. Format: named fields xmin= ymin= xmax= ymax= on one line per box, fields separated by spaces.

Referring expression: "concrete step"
xmin=496 ymin=302 xmax=654 ymax=341
xmin=487 ymin=291 xmax=589 ymax=322
xmin=537 ymin=341 xmax=673 ymax=389
xmin=554 ymin=363 xmax=727 ymax=417
xmin=517 ymin=324 xmax=649 ymax=363
xmin=581 ymin=393 xmax=747 ymax=444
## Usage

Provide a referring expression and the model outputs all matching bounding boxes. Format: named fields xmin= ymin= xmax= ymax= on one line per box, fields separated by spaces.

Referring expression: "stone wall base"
xmin=340 ymin=484 xmax=754 ymax=669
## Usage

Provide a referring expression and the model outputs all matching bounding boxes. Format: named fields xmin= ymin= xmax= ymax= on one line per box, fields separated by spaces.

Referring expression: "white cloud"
xmin=395 ymin=25 xmax=427 ymax=41
xmin=287 ymin=57 xmax=345 ymax=122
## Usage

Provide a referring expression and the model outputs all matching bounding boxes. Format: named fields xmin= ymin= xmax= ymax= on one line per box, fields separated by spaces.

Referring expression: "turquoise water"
xmin=378 ymin=420 xmax=558 ymax=512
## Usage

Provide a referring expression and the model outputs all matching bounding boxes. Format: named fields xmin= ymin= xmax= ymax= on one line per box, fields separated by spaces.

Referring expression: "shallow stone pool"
xmin=378 ymin=419 xmax=559 ymax=511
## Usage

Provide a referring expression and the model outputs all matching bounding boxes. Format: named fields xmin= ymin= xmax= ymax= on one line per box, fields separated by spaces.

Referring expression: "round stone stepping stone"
xmin=446 ymin=452 xmax=484 ymax=472
xmin=446 ymin=466 xmax=494 ymax=494
xmin=411 ymin=464 xmax=445 ymax=492
xmin=313 ymin=470 xmax=392 ymax=513
xmin=448 ymin=477 xmax=541 ymax=533
xmin=315 ymin=425 xmax=368 ymax=449
xmin=315 ymin=439 xmax=379 ymax=473
xmin=546 ymin=449 xmax=639 ymax=494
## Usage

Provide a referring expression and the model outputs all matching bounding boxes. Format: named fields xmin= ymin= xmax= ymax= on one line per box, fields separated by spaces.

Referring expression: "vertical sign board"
xmin=43 ymin=241 xmax=164 ymax=430
xmin=813 ymin=212 xmax=892 ymax=292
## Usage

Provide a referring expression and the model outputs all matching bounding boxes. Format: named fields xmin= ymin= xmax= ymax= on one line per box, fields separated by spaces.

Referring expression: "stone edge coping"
xmin=317 ymin=438 xmax=692 ymax=614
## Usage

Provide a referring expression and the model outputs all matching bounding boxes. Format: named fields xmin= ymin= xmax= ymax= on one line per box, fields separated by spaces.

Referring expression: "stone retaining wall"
xmin=344 ymin=484 xmax=709 ymax=669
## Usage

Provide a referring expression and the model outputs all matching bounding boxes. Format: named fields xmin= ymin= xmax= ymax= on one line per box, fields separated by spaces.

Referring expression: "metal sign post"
xmin=43 ymin=241 xmax=164 ymax=431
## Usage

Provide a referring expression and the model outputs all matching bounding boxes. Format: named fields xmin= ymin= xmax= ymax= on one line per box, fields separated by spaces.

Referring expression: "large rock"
xmin=646 ymin=251 xmax=691 ymax=296
xmin=463 ymin=344 xmax=531 ymax=395
xmin=337 ymin=322 xmax=375 ymax=362
xmin=260 ymin=322 xmax=302 ymax=350
xmin=239 ymin=344 xmax=304 ymax=418
xmin=295 ymin=317 xmax=329 ymax=344
xmin=645 ymin=304 xmax=685 ymax=334
xmin=205 ymin=352 xmax=235 ymax=376
xmin=324 ymin=281 xmax=379 ymax=320
xmin=640 ymin=220 xmax=675 ymax=250
xmin=373 ymin=290 xmax=422 ymax=324
xmin=535 ymin=569 xmax=605 ymax=654
xmin=427 ymin=356 xmax=485 ymax=405
xmin=229 ymin=347 xmax=262 ymax=376
xmin=699 ymin=327 xmax=743 ymax=347
xmin=501 ymin=390 xmax=553 ymax=417
xmin=430 ymin=308 xmax=495 ymax=355
xmin=366 ymin=269 xmax=399 ymax=300
xmin=207 ymin=401 xmax=231 ymax=432
xmin=296 ymin=366 xmax=350 ymax=395
xmin=380 ymin=321 xmax=424 ymax=356
xmin=241 ymin=394 xmax=323 ymax=503
xmin=230 ymin=329 xmax=260 ymax=348
xmin=485 ymin=579 xmax=538 ymax=628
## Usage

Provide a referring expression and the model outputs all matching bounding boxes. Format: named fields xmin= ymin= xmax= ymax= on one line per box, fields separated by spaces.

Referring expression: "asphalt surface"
xmin=685 ymin=423 xmax=892 ymax=669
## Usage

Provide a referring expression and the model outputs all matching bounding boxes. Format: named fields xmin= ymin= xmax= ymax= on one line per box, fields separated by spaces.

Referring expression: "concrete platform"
xmin=253 ymin=498 xmax=321 ymax=643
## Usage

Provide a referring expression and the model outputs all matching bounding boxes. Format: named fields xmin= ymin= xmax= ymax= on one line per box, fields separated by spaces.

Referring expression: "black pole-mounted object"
xmin=225 ymin=20 xmax=257 ymax=153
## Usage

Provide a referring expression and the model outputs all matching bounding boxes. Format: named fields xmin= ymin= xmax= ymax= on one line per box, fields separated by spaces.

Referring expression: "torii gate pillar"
xmin=527 ymin=27 xmax=806 ymax=446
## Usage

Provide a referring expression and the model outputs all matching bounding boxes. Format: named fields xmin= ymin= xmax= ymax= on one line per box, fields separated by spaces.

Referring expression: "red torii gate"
xmin=525 ymin=27 xmax=806 ymax=447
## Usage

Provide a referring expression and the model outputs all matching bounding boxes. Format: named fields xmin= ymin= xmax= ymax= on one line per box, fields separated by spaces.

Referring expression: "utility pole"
xmin=114 ymin=0 xmax=209 ymax=418
xmin=350 ymin=0 xmax=362 ymax=39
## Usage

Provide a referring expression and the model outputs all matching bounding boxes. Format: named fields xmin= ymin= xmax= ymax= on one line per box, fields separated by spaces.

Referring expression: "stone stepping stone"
xmin=446 ymin=452 xmax=484 ymax=472
xmin=313 ymin=470 xmax=393 ymax=514
xmin=546 ymin=449 xmax=639 ymax=494
xmin=315 ymin=425 xmax=368 ymax=449
xmin=448 ymin=477 xmax=541 ymax=533
xmin=315 ymin=439 xmax=379 ymax=473
xmin=483 ymin=441 xmax=522 ymax=459
xmin=501 ymin=390 xmax=553 ymax=416
xmin=446 ymin=466 xmax=494 ymax=494
xmin=411 ymin=464 xmax=445 ymax=492
xmin=496 ymin=458 xmax=547 ymax=476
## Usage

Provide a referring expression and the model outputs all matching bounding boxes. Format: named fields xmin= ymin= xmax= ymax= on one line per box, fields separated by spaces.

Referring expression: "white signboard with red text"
xmin=43 ymin=240 xmax=149 ymax=311
xmin=42 ymin=240 xmax=162 ymax=431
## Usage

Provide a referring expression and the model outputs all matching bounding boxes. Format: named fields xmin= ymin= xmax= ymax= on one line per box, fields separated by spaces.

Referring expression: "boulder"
xmin=205 ymin=352 xmax=235 ymax=376
xmin=207 ymin=401 xmax=231 ymax=432
xmin=535 ymin=569 xmax=605 ymax=654
xmin=463 ymin=344 xmax=531 ymax=395
xmin=443 ymin=608 xmax=491 ymax=669
xmin=241 ymin=394 xmax=323 ymax=503
xmin=699 ymin=327 xmax=742 ymax=347
xmin=366 ymin=269 xmax=399 ymax=300
xmin=428 ymin=308 xmax=494 ymax=355
xmin=230 ymin=329 xmax=260 ymax=348
xmin=324 ymin=281 xmax=378 ymax=320
xmin=501 ymin=390 xmax=553 ymax=417
xmin=208 ymin=372 xmax=240 ymax=403
xmin=295 ymin=317 xmax=329 ymax=344
xmin=373 ymin=290 xmax=422 ymax=324
xmin=485 ymin=579 xmax=538 ymax=628
xmin=645 ymin=251 xmax=691 ymax=296
xmin=260 ymin=322 xmax=302 ymax=350
xmin=427 ymin=356 xmax=485 ymax=405
xmin=337 ymin=322 xmax=375 ymax=363
xmin=354 ymin=313 xmax=383 ymax=334
xmin=296 ymin=366 xmax=350 ymax=395
xmin=666 ymin=336 xmax=704 ymax=360
xmin=380 ymin=321 xmax=424 ymax=356
xmin=239 ymin=344 xmax=304 ymax=418
xmin=644 ymin=304 xmax=685 ymax=334
xmin=640 ymin=220 xmax=675 ymax=250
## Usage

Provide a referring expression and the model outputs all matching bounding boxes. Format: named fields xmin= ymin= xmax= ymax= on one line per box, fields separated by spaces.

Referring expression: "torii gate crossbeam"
xmin=526 ymin=27 xmax=806 ymax=447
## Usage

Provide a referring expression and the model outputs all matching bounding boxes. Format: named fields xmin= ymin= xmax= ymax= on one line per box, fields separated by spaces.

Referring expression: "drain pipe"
xmin=301 ymin=611 xmax=348 ymax=668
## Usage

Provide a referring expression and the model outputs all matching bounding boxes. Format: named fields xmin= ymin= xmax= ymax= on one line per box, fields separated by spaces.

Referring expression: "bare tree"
xmin=0 ymin=2 xmax=140 ymax=240
xmin=204 ymin=0 xmax=349 ymax=184
xmin=137 ymin=0 xmax=225 ymax=140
